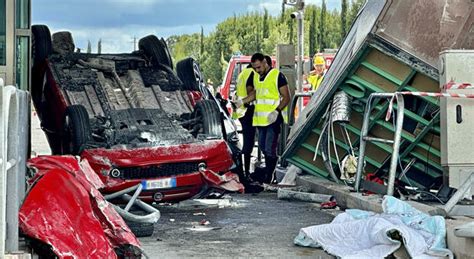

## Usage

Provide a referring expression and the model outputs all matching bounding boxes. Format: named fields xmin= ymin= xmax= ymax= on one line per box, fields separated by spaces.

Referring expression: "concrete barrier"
xmin=0 ymin=79 xmax=6 ymax=257
xmin=1 ymin=83 xmax=30 ymax=256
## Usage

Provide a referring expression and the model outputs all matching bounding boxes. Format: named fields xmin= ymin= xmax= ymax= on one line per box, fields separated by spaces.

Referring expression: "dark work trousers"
xmin=257 ymin=113 xmax=282 ymax=183
xmin=239 ymin=105 xmax=256 ymax=176
xmin=257 ymin=113 xmax=282 ymax=158
xmin=239 ymin=105 xmax=256 ymax=155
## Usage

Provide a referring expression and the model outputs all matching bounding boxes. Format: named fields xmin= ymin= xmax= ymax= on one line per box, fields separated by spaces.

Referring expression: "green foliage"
xmin=200 ymin=26 xmax=204 ymax=57
xmin=308 ymin=7 xmax=317 ymax=57
xmin=341 ymin=0 xmax=348 ymax=39
xmin=348 ymin=0 xmax=366 ymax=28
xmin=167 ymin=1 xmax=365 ymax=86
xmin=262 ymin=9 xmax=269 ymax=39
xmin=319 ymin=0 xmax=327 ymax=49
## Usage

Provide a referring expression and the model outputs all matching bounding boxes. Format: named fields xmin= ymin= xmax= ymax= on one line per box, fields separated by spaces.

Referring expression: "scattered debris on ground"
xmin=277 ymin=189 xmax=335 ymax=204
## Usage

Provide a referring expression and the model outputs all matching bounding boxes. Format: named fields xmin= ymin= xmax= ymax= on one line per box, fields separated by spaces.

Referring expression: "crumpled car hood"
xmin=21 ymin=156 xmax=141 ymax=258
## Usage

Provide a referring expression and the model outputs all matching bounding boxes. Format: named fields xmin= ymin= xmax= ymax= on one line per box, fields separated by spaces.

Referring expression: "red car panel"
xmin=80 ymin=139 xmax=241 ymax=202
xmin=22 ymin=156 xmax=141 ymax=258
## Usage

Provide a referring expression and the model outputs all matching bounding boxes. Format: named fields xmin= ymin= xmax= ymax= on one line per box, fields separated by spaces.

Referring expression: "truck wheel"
xmin=176 ymin=57 xmax=205 ymax=92
xmin=31 ymin=25 xmax=52 ymax=68
xmin=62 ymin=105 xmax=91 ymax=155
xmin=192 ymin=100 xmax=223 ymax=139
xmin=139 ymin=35 xmax=173 ymax=69
xmin=125 ymin=220 xmax=155 ymax=237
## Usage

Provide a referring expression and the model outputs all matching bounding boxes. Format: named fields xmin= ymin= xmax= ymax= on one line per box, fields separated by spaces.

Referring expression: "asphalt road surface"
xmin=140 ymin=192 xmax=337 ymax=258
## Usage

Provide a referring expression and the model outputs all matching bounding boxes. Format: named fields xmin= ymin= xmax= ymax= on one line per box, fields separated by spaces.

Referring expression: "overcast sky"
xmin=33 ymin=0 xmax=341 ymax=53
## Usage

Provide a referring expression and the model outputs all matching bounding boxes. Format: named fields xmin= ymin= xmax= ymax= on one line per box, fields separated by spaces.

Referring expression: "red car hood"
xmin=81 ymin=139 xmax=233 ymax=171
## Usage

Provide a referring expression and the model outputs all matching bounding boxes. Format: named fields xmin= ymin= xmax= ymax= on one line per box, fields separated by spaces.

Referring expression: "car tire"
xmin=192 ymin=100 xmax=223 ymax=139
xmin=62 ymin=105 xmax=91 ymax=155
xmin=26 ymin=237 xmax=57 ymax=258
xmin=176 ymin=57 xmax=205 ymax=92
xmin=138 ymin=35 xmax=173 ymax=69
xmin=160 ymin=37 xmax=174 ymax=69
xmin=31 ymin=25 xmax=52 ymax=68
xmin=125 ymin=220 xmax=155 ymax=237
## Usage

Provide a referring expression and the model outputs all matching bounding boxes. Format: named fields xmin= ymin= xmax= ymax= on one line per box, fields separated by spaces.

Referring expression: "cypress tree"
xmin=341 ymin=0 xmax=348 ymax=40
xmin=200 ymin=26 xmax=204 ymax=58
xmin=309 ymin=7 xmax=317 ymax=57
xmin=97 ymin=39 xmax=102 ymax=54
xmin=263 ymin=9 xmax=269 ymax=39
xmin=319 ymin=0 xmax=327 ymax=50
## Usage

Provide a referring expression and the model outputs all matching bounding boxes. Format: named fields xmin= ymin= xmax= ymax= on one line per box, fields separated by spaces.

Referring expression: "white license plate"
xmin=142 ymin=178 xmax=176 ymax=190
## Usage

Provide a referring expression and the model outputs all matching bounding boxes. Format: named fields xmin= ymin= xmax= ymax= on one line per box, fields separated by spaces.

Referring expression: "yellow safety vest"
xmin=232 ymin=68 xmax=254 ymax=119
xmin=253 ymin=69 xmax=288 ymax=126
xmin=308 ymin=74 xmax=324 ymax=90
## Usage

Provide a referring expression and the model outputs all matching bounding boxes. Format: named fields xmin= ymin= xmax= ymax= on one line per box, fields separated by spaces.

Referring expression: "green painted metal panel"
xmin=360 ymin=61 xmax=403 ymax=86
xmin=287 ymin=157 xmax=329 ymax=178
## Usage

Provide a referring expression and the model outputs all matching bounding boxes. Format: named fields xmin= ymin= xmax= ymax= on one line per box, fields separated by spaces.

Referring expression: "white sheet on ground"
xmin=294 ymin=196 xmax=453 ymax=259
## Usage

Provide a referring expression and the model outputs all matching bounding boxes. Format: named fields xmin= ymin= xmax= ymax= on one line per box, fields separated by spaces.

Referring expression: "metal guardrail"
xmin=104 ymin=184 xmax=161 ymax=224
xmin=1 ymin=82 xmax=29 ymax=256
xmin=355 ymin=92 xmax=405 ymax=196
xmin=280 ymin=91 xmax=314 ymax=167
xmin=288 ymin=92 xmax=314 ymax=127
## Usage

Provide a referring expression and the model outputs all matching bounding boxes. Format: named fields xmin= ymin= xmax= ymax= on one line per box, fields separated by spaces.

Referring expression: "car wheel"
xmin=160 ymin=38 xmax=174 ymax=69
xmin=125 ymin=220 xmax=155 ymax=237
xmin=176 ymin=57 xmax=206 ymax=93
xmin=26 ymin=237 xmax=57 ymax=258
xmin=138 ymin=35 xmax=173 ymax=69
xmin=62 ymin=105 xmax=92 ymax=155
xmin=31 ymin=25 xmax=52 ymax=68
xmin=115 ymin=244 xmax=143 ymax=258
xmin=192 ymin=100 xmax=223 ymax=139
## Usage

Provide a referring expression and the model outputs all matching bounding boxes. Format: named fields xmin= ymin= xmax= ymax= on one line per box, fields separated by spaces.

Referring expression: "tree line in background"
xmin=167 ymin=0 xmax=365 ymax=88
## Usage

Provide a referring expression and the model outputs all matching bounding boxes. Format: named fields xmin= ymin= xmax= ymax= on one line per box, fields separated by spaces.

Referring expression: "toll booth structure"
xmin=283 ymin=0 xmax=473 ymax=196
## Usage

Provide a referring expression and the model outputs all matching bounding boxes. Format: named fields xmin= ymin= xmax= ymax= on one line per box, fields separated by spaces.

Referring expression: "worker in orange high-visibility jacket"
xmin=307 ymin=54 xmax=326 ymax=90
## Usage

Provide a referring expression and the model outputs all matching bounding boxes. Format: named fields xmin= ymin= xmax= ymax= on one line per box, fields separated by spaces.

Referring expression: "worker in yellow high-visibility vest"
xmin=233 ymin=53 xmax=290 ymax=184
xmin=231 ymin=65 xmax=256 ymax=180
xmin=307 ymin=54 xmax=326 ymax=90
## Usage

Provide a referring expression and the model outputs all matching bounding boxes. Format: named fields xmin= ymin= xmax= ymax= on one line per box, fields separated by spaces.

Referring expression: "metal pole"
xmin=289 ymin=92 xmax=312 ymax=126
xmin=0 ymin=84 xmax=6 ymax=257
xmin=296 ymin=9 xmax=304 ymax=114
xmin=442 ymin=172 xmax=474 ymax=215
xmin=387 ymin=93 xmax=404 ymax=196
xmin=6 ymin=92 xmax=19 ymax=253
xmin=354 ymin=95 xmax=373 ymax=192
xmin=124 ymin=184 xmax=143 ymax=212
xmin=283 ymin=0 xmax=305 ymax=115
xmin=104 ymin=184 xmax=140 ymax=200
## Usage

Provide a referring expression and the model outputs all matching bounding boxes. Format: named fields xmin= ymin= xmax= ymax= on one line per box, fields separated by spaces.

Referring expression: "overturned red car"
xmin=31 ymin=25 xmax=244 ymax=203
